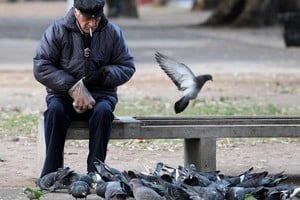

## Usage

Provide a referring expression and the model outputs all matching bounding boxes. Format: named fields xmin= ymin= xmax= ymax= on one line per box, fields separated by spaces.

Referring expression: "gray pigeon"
xmin=68 ymin=180 xmax=90 ymax=199
xmin=129 ymin=178 xmax=166 ymax=200
xmin=155 ymin=51 xmax=213 ymax=114
xmin=37 ymin=167 xmax=75 ymax=191
xmin=226 ymin=186 xmax=266 ymax=200
xmin=291 ymin=187 xmax=300 ymax=199
xmin=96 ymin=179 xmax=130 ymax=200
xmin=68 ymin=172 xmax=96 ymax=188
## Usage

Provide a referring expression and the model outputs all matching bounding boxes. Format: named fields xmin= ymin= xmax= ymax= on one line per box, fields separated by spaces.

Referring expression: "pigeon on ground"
xmin=291 ymin=187 xmax=300 ymax=199
xmin=68 ymin=180 xmax=91 ymax=199
xmin=67 ymin=172 xmax=96 ymax=188
xmin=129 ymin=178 xmax=166 ymax=200
xmin=136 ymin=176 xmax=192 ymax=200
xmin=152 ymin=162 xmax=164 ymax=176
xmin=24 ymin=187 xmax=46 ymax=200
xmin=225 ymin=186 xmax=267 ymax=200
xmin=264 ymin=184 xmax=295 ymax=199
xmin=235 ymin=171 xmax=269 ymax=188
xmin=94 ymin=159 xmax=128 ymax=183
xmin=37 ymin=167 xmax=75 ymax=191
xmin=96 ymin=179 xmax=131 ymax=200
xmin=181 ymin=182 xmax=226 ymax=200
xmin=154 ymin=51 xmax=213 ymax=114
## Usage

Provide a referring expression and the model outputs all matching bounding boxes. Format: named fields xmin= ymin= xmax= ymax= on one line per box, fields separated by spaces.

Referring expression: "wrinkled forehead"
xmin=74 ymin=7 xmax=101 ymax=20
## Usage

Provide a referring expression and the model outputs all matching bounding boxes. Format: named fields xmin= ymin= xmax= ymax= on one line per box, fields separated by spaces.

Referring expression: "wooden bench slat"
xmin=140 ymin=125 xmax=300 ymax=138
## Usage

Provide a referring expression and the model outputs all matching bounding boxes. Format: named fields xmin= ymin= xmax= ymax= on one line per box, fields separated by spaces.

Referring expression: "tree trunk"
xmin=153 ymin=0 xmax=168 ymax=6
xmin=120 ymin=0 xmax=139 ymax=18
xmin=106 ymin=0 xmax=139 ymax=18
xmin=192 ymin=0 xmax=204 ymax=10
xmin=192 ymin=0 xmax=220 ymax=10
xmin=202 ymin=0 xmax=300 ymax=27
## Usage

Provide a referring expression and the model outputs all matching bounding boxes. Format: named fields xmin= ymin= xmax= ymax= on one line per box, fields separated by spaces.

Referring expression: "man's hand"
xmin=68 ymin=79 xmax=95 ymax=113
xmin=83 ymin=68 xmax=106 ymax=87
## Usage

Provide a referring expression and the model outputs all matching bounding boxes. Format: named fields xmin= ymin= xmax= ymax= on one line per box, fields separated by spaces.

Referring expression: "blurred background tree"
xmin=106 ymin=0 xmax=139 ymax=18
xmin=194 ymin=0 xmax=300 ymax=27
xmin=108 ymin=0 xmax=300 ymax=26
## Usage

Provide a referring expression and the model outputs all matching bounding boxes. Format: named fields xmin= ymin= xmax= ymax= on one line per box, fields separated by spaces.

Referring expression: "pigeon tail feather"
xmin=175 ymin=97 xmax=189 ymax=114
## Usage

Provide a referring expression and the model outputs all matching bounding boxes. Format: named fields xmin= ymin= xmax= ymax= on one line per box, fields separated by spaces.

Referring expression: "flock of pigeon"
xmin=26 ymin=160 xmax=300 ymax=200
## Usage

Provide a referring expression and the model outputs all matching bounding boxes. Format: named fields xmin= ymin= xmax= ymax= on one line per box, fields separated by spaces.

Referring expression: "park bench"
xmin=37 ymin=116 xmax=300 ymax=174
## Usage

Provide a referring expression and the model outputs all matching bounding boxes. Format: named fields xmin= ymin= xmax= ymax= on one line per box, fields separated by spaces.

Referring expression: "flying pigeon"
xmin=155 ymin=51 xmax=213 ymax=114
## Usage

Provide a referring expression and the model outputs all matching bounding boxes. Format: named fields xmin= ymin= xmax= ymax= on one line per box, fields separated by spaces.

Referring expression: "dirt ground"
xmin=0 ymin=70 xmax=300 ymax=190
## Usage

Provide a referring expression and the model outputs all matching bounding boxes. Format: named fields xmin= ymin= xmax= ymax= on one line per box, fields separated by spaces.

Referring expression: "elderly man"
xmin=33 ymin=0 xmax=135 ymax=178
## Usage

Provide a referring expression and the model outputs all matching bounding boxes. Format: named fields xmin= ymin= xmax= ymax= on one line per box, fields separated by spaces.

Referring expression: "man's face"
xmin=74 ymin=8 xmax=101 ymax=34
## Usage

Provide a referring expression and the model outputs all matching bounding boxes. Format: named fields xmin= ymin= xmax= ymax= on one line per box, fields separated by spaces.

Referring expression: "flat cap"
xmin=74 ymin=0 xmax=105 ymax=18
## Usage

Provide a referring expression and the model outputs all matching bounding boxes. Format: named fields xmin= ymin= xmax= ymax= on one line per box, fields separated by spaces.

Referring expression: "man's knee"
xmin=92 ymin=101 xmax=114 ymax=121
xmin=94 ymin=101 xmax=113 ymax=114
xmin=45 ymin=98 xmax=67 ymax=118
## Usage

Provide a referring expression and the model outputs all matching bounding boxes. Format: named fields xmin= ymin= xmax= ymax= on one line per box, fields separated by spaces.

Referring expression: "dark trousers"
xmin=40 ymin=97 xmax=114 ymax=177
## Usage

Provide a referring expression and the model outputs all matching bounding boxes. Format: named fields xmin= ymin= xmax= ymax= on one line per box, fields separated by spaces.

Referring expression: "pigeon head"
xmin=204 ymin=74 xmax=213 ymax=81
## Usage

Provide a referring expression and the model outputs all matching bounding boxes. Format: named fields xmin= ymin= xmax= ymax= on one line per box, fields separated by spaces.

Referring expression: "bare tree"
xmin=153 ymin=0 xmax=168 ymax=6
xmin=192 ymin=0 xmax=219 ymax=10
xmin=106 ymin=0 xmax=138 ymax=18
xmin=201 ymin=0 xmax=300 ymax=27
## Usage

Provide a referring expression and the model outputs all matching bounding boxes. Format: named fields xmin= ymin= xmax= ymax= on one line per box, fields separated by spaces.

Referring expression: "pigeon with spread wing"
xmin=155 ymin=51 xmax=213 ymax=114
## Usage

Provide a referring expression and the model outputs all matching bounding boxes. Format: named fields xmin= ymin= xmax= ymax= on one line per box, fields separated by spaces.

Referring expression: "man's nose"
xmin=88 ymin=18 xmax=96 ymax=27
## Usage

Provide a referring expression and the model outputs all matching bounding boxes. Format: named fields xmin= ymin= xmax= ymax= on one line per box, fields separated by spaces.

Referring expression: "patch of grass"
xmin=1 ymin=97 xmax=300 ymax=143
xmin=115 ymin=98 xmax=300 ymax=116
xmin=0 ymin=112 xmax=38 ymax=136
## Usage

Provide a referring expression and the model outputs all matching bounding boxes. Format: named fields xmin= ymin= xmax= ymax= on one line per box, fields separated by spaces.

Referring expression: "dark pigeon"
xmin=67 ymin=172 xmax=96 ymax=189
xmin=68 ymin=180 xmax=90 ymax=199
xmin=37 ymin=167 xmax=75 ymax=192
xmin=94 ymin=159 xmax=129 ymax=183
xmin=155 ymin=51 xmax=213 ymax=114
xmin=152 ymin=162 xmax=164 ymax=176
xmin=225 ymin=186 xmax=267 ymax=200
xmin=96 ymin=179 xmax=130 ymax=200
xmin=182 ymin=182 xmax=226 ymax=200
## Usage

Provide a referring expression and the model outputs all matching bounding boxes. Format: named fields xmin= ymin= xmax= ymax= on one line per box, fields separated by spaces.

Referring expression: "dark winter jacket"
xmin=33 ymin=8 xmax=135 ymax=106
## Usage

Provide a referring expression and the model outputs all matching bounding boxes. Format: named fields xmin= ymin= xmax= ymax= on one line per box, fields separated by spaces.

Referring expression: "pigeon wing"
xmin=155 ymin=51 xmax=196 ymax=91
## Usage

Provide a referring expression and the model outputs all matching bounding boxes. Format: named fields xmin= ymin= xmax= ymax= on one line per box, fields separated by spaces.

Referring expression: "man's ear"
xmin=74 ymin=8 xmax=79 ymax=18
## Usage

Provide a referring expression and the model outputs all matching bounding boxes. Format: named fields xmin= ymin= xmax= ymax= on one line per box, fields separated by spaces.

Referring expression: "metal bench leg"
xmin=37 ymin=117 xmax=46 ymax=177
xmin=184 ymin=138 xmax=216 ymax=171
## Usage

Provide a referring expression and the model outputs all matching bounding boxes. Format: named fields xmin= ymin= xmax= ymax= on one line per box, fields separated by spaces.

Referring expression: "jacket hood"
xmin=63 ymin=7 xmax=108 ymax=33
